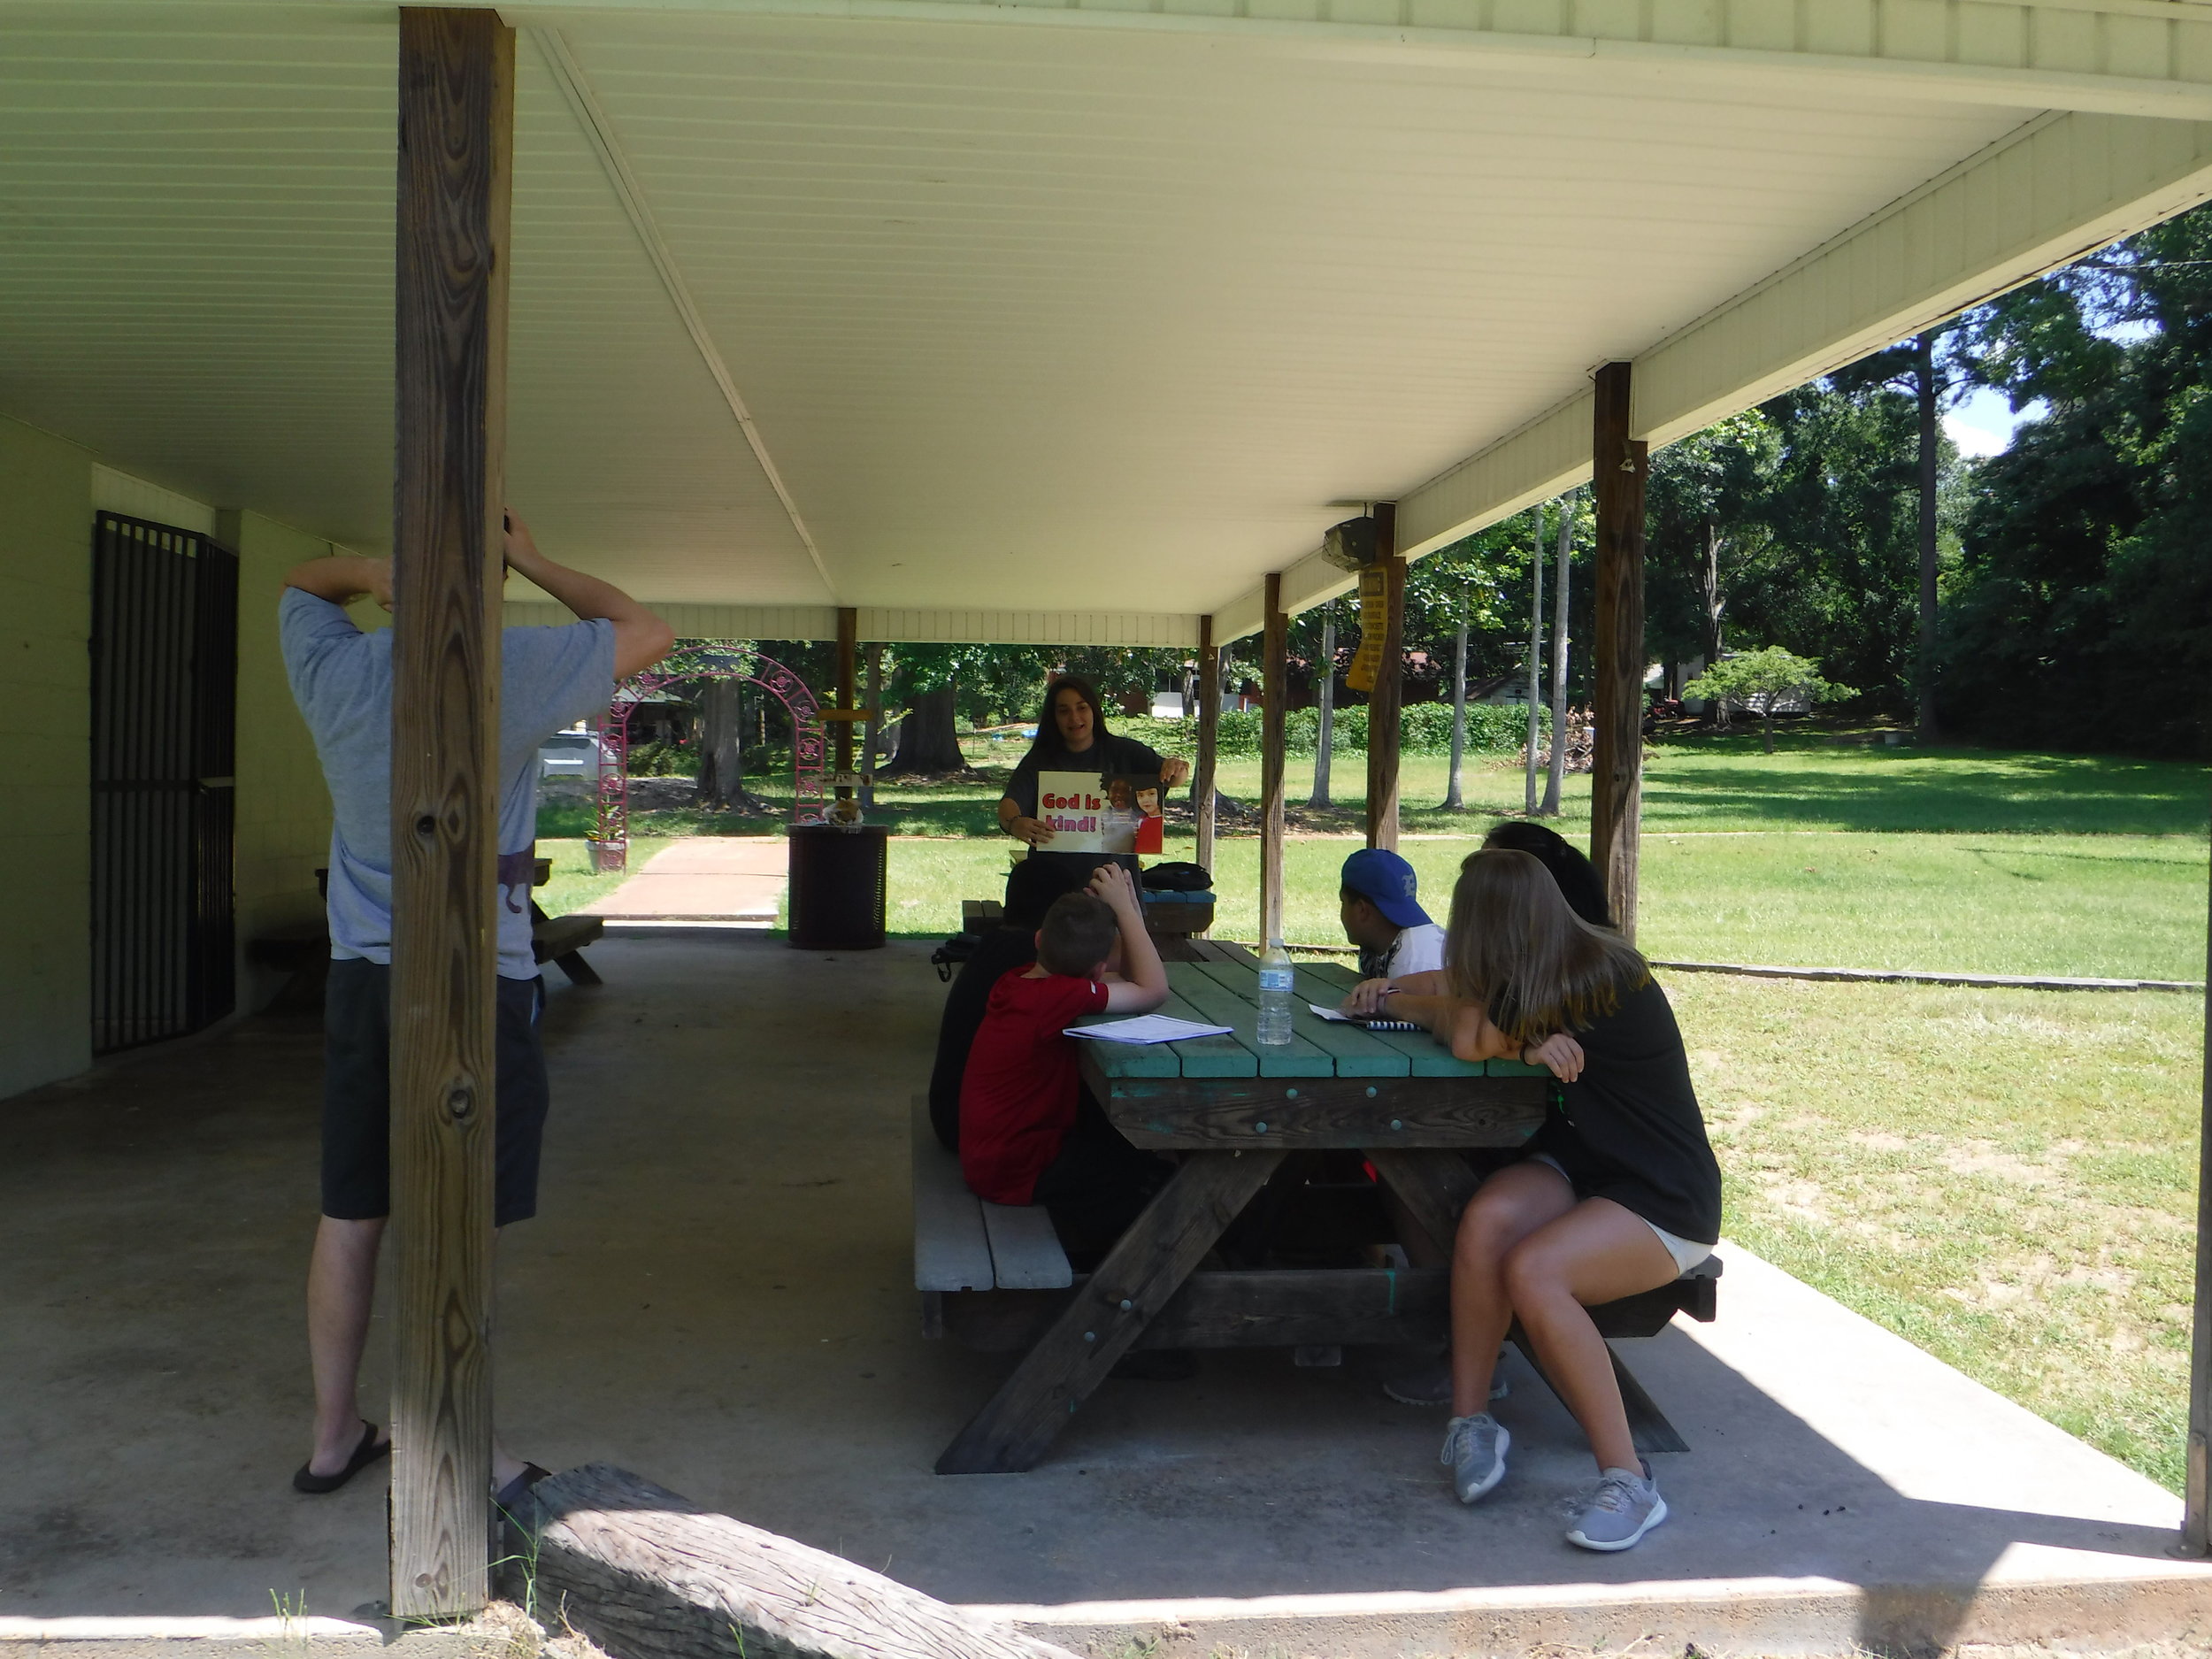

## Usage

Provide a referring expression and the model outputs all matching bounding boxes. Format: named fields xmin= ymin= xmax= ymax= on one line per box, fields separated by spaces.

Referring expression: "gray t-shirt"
xmin=280 ymin=589 xmax=616 ymax=979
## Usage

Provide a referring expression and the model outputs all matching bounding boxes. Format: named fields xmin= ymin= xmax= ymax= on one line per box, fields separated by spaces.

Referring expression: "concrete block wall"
xmin=0 ymin=417 xmax=340 ymax=1102
xmin=0 ymin=416 xmax=95 ymax=1100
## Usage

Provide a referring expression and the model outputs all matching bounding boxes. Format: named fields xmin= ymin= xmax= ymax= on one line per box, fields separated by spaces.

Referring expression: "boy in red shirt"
xmin=960 ymin=864 xmax=1170 ymax=1266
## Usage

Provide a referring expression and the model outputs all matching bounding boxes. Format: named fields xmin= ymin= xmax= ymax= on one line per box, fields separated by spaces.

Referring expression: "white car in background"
xmin=539 ymin=728 xmax=608 ymax=780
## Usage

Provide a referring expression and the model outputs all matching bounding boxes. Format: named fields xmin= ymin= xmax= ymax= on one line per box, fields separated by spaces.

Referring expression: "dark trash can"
xmin=787 ymin=824 xmax=888 ymax=950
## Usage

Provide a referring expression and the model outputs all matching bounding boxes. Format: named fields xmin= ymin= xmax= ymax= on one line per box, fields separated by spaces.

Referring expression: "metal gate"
xmin=89 ymin=512 xmax=238 ymax=1053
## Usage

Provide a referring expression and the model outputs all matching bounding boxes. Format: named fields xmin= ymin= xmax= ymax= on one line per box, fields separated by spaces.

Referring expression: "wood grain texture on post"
xmin=518 ymin=1465 xmax=1084 ymax=1659
xmin=1259 ymin=573 xmax=1286 ymax=944
xmin=1588 ymin=364 xmax=1647 ymax=941
xmin=1364 ymin=503 xmax=1402 ymax=851
xmin=834 ymin=605 xmax=856 ymax=798
xmin=1194 ymin=614 xmax=1218 ymax=875
xmin=389 ymin=5 xmax=512 ymax=1619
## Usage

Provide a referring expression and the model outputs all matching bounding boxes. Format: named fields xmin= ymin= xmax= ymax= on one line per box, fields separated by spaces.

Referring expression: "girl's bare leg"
xmin=1448 ymin=1161 xmax=1576 ymax=1417
xmin=1502 ymin=1198 xmax=1678 ymax=1471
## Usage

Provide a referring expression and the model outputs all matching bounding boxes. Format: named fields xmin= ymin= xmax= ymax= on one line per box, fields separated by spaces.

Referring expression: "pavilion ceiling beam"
xmin=488 ymin=0 xmax=2212 ymax=122
xmin=525 ymin=25 xmax=834 ymax=601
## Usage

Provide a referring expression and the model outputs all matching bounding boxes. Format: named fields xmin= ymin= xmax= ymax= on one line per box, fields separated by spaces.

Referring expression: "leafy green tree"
xmin=1644 ymin=410 xmax=1781 ymax=676
xmin=1681 ymin=647 xmax=1853 ymax=753
xmin=1940 ymin=201 xmax=2212 ymax=757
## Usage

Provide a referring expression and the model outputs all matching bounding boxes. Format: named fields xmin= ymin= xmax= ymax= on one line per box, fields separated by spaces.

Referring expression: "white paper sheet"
xmin=1308 ymin=1002 xmax=1354 ymax=1021
xmin=1064 ymin=1015 xmax=1233 ymax=1044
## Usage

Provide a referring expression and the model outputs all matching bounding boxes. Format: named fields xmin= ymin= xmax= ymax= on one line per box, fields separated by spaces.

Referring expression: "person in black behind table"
xmin=1343 ymin=849 xmax=1721 ymax=1555
xmin=1481 ymin=821 xmax=1613 ymax=927
xmin=926 ymin=857 xmax=1101 ymax=1151
xmin=996 ymin=675 xmax=1190 ymax=882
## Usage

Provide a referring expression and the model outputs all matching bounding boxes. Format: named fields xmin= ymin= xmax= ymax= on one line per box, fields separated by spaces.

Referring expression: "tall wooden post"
xmin=389 ymin=6 xmax=512 ymax=1620
xmin=833 ymin=606 xmax=856 ymax=810
xmin=1364 ymin=503 xmax=1402 ymax=850
xmin=1259 ymin=575 xmax=1287 ymax=945
xmin=2185 ymin=850 xmax=2212 ymax=1553
xmin=1194 ymin=615 xmax=1219 ymax=874
xmin=859 ymin=643 xmax=880 ymax=811
xmin=1589 ymin=363 xmax=1648 ymax=938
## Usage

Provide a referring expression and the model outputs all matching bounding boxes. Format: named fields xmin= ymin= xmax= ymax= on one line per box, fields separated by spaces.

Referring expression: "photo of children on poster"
xmin=1036 ymin=770 xmax=1164 ymax=856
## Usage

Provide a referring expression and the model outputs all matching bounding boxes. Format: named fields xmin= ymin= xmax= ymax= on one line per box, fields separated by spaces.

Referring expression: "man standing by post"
xmin=280 ymin=511 xmax=673 ymax=1500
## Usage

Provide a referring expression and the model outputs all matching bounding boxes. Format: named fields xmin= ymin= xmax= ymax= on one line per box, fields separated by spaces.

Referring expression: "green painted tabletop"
xmin=1073 ymin=958 xmax=1553 ymax=1083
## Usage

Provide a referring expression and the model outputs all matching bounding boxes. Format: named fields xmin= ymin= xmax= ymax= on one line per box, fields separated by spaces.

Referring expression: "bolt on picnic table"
xmin=934 ymin=943 xmax=1571 ymax=1476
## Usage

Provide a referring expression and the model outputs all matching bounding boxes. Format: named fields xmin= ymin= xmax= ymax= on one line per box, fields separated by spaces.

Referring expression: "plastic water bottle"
xmin=1257 ymin=940 xmax=1296 ymax=1047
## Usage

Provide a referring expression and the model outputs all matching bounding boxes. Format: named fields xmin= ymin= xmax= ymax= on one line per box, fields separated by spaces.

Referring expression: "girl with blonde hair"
xmin=1344 ymin=848 xmax=1720 ymax=1552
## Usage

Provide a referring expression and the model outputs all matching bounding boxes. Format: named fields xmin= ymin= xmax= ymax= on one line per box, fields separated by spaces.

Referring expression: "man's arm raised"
xmin=503 ymin=510 xmax=675 ymax=679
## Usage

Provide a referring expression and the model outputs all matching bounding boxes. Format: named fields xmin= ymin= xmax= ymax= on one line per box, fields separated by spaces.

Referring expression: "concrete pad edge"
xmin=981 ymin=1571 xmax=2212 ymax=1655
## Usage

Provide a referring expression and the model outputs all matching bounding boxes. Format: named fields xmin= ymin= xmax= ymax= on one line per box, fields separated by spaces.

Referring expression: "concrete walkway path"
xmin=576 ymin=836 xmax=784 ymax=923
xmin=1 ymin=934 xmax=2205 ymax=1655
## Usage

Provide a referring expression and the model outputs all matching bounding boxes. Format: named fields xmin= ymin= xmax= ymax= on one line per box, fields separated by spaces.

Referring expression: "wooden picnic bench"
xmin=921 ymin=939 xmax=1719 ymax=1474
xmin=251 ymin=856 xmax=603 ymax=1008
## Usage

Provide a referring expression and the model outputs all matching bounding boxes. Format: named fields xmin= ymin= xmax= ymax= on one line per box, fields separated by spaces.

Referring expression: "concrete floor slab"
xmin=2 ymin=934 xmax=2205 ymax=1656
xmin=577 ymin=839 xmax=785 ymax=920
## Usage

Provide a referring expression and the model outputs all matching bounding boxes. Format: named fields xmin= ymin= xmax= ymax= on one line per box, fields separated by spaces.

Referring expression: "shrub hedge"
xmin=1104 ymin=703 xmax=1546 ymax=760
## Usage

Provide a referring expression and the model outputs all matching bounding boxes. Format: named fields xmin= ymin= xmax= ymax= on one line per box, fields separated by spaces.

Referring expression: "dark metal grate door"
xmin=90 ymin=512 xmax=238 ymax=1053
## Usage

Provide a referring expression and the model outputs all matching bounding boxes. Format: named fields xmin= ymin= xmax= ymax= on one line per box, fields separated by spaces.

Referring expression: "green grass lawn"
xmin=537 ymin=732 xmax=2209 ymax=1492
xmin=1675 ymin=970 xmax=2202 ymax=1492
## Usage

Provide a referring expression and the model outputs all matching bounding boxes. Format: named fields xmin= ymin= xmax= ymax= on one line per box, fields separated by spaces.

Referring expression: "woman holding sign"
xmin=998 ymin=675 xmax=1189 ymax=879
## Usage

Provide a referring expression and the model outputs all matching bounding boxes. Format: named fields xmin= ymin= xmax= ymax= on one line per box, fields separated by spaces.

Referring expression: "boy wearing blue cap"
xmin=1339 ymin=848 xmax=1448 ymax=981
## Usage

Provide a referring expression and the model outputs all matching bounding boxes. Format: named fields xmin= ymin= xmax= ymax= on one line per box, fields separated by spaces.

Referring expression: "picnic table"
xmin=933 ymin=942 xmax=1573 ymax=1474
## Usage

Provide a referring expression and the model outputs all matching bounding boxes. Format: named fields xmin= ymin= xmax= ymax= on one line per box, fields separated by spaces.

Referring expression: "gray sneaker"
xmin=1565 ymin=1463 xmax=1668 ymax=1551
xmin=1384 ymin=1353 xmax=1509 ymax=1408
xmin=1440 ymin=1413 xmax=1510 ymax=1504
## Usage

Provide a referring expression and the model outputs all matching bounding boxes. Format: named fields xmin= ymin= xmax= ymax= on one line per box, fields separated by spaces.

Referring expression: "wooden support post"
xmin=1259 ymin=573 xmax=1287 ymax=945
xmin=389 ymin=4 xmax=512 ymax=1620
xmin=1364 ymin=503 xmax=1402 ymax=851
xmin=833 ymin=606 xmax=856 ymax=808
xmin=1589 ymin=364 xmax=1648 ymax=939
xmin=1194 ymin=615 xmax=1219 ymax=875
xmin=2185 ymin=852 xmax=2212 ymax=1553
xmin=859 ymin=642 xmax=880 ymax=810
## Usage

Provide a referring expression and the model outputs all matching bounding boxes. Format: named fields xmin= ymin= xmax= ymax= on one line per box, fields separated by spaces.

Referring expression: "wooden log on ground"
xmin=518 ymin=1464 xmax=1081 ymax=1659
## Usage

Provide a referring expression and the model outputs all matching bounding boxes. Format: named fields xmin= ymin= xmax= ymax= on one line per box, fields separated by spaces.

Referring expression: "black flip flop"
xmin=293 ymin=1420 xmax=390 ymax=1494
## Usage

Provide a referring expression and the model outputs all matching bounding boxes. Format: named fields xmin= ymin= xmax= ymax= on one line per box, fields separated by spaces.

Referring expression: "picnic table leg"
xmin=1505 ymin=1332 xmax=1689 ymax=1456
xmin=552 ymin=949 xmax=602 ymax=987
xmin=935 ymin=1149 xmax=1286 ymax=1476
xmin=1363 ymin=1147 xmax=1481 ymax=1260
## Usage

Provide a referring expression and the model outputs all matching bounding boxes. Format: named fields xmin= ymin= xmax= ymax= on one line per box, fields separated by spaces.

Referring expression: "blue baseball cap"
xmin=1340 ymin=848 xmax=1431 ymax=930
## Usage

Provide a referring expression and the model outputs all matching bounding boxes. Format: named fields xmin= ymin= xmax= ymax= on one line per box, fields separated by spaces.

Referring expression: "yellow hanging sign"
xmin=1344 ymin=566 xmax=1388 ymax=694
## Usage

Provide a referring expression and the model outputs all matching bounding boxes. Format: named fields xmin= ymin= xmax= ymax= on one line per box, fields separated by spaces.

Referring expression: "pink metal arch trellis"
xmin=592 ymin=653 xmax=828 ymax=869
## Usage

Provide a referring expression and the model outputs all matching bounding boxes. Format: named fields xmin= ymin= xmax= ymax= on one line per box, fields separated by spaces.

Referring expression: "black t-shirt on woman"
xmin=1528 ymin=978 xmax=1723 ymax=1246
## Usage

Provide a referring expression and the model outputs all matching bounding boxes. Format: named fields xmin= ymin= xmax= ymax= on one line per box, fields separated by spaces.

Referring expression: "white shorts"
xmin=1525 ymin=1152 xmax=1714 ymax=1275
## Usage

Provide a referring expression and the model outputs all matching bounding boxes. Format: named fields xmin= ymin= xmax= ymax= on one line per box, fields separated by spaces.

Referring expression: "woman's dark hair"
xmin=1482 ymin=821 xmax=1613 ymax=928
xmin=1017 ymin=674 xmax=1113 ymax=766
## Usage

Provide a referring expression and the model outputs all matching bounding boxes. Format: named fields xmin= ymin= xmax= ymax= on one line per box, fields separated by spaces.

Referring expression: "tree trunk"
xmin=1916 ymin=329 xmax=1941 ymax=741
xmin=1443 ymin=620 xmax=1467 ymax=810
xmin=1541 ymin=489 xmax=1572 ymax=816
xmin=1524 ymin=503 xmax=1544 ymax=815
xmin=695 ymin=679 xmax=744 ymax=807
xmin=1310 ymin=604 xmax=1335 ymax=808
xmin=886 ymin=682 xmax=964 ymax=773
xmin=1762 ymin=704 xmax=1776 ymax=754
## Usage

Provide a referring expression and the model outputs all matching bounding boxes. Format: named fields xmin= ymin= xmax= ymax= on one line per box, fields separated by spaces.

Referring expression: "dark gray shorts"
xmin=321 ymin=958 xmax=551 ymax=1227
